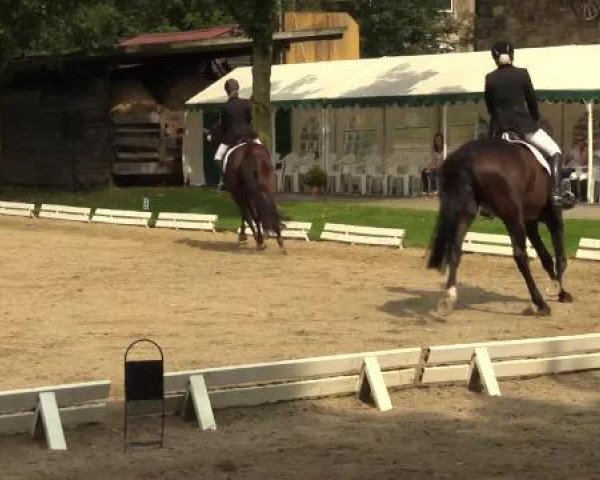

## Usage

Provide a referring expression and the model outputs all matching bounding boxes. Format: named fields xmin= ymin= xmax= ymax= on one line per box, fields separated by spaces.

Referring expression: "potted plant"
xmin=304 ymin=164 xmax=328 ymax=195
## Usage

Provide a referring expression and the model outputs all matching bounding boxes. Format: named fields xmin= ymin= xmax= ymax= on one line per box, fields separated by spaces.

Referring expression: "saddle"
xmin=222 ymin=139 xmax=264 ymax=173
xmin=500 ymin=132 xmax=551 ymax=175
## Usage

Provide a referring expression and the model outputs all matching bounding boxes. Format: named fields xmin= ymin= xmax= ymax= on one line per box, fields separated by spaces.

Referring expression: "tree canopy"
xmin=0 ymin=0 xmax=233 ymax=68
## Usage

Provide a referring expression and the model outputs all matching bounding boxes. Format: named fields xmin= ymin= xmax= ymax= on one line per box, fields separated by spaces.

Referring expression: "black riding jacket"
xmin=484 ymin=64 xmax=540 ymax=138
xmin=219 ymin=94 xmax=257 ymax=145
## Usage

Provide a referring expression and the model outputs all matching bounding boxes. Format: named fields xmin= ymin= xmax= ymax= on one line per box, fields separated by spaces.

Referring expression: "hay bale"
xmin=110 ymin=79 xmax=161 ymax=115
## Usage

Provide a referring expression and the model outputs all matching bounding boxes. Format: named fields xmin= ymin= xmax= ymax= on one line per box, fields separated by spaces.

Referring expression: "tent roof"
xmin=187 ymin=44 xmax=600 ymax=109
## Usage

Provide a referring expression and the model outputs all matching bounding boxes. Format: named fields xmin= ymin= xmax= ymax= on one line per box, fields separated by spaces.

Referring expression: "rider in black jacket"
xmin=485 ymin=41 xmax=576 ymax=209
xmin=213 ymin=79 xmax=260 ymax=187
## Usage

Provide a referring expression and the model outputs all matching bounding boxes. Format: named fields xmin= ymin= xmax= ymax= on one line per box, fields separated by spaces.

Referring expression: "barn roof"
xmin=119 ymin=26 xmax=236 ymax=48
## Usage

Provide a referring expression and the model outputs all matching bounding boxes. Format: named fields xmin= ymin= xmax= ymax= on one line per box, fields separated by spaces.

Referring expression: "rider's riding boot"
xmin=215 ymin=159 xmax=225 ymax=191
xmin=549 ymin=153 xmax=576 ymax=210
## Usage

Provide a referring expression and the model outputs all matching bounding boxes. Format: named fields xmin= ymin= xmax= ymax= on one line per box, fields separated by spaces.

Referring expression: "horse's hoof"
xmin=537 ymin=303 xmax=552 ymax=316
xmin=522 ymin=306 xmax=537 ymax=316
xmin=256 ymin=243 xmax=267 ymax=251
xmin=559 ymin=290 xmax=574 ymax=303
xmin=545 ymin=280 xmax=561 ymax=297
xmin=238 ymin=233 xmax=248 ymax=242
xmin=437 ymin=297 xmax=455 ymax=316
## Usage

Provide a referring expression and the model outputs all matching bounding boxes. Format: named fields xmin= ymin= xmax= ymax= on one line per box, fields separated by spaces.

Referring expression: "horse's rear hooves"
xmin=559 ymin=291 xmax=574 ymax=303
xmin=545 ymin=280 xmax=561 ymax=297
xmin=255 ymin=243 xmax=267 ymax=251
xmin=522 ymin=304 xmax=551 ymax=316
xmin=437 ymin=297 xmax=456 ymax=316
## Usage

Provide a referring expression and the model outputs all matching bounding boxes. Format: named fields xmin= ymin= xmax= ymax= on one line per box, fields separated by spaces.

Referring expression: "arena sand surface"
xmin=0 ymin=216 xmax=599 ymax=479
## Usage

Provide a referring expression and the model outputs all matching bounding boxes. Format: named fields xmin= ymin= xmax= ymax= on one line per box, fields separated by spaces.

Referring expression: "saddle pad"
xmin=501 ymin=133 xmax=551 ymax=175
xmin=222 ymin=143 xmax=246 ymax=173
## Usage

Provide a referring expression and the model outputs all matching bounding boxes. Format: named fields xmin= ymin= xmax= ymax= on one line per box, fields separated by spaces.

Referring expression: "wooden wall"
xmin=283 ymin=12 xmax=360 ymax=64
xmin=0 ymin=62 xmax=112 ymax=189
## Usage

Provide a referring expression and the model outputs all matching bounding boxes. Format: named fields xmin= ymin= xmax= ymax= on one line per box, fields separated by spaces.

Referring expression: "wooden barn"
xmin=0 ymin=25 xmax=344 ymax=189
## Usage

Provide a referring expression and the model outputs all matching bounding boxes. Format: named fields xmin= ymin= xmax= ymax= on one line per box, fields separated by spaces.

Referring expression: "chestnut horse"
xmin=428 ymin=137 xmax=573 ymax=316
xmin=206 ymin=125 xmax=283 ymax=249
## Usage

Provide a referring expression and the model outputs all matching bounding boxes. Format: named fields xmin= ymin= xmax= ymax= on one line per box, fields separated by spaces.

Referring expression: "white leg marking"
xmin=447 ymin=286 xmax=457 ymax=300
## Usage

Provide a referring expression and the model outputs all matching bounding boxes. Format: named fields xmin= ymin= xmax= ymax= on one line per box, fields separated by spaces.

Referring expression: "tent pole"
xmin=442 ymin=103 xmax=448 ymax=160
xmin=586 ymin=102 xmax=595 ymax=203
xmin=271 ymin=108 xmax=277 ymax=159
xmin=322 ymin=107 xmax=329 ymax=172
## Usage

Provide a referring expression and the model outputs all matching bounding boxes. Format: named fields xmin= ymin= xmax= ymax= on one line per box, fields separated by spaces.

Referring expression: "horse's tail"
xmin=427 ymin=149 xmax=474 ymax=272
xmin=242 ymin=150 xmax=282 ymax=234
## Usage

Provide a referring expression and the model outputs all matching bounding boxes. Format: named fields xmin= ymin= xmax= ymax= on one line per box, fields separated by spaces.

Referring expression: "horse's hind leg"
xmin=238 ymin=215 xmax=248 ymax=242
xmin=438 ymin=209 xmax=475 ymax=315
xmin=247 ymin=203 xmax=266 ymax=250
xmin=504 ymin=216 xmax=551 ymax=315
xmin=544 ymin=206 xmax=573 ymax=303
xmin=525 ymin=220 xmax=557 ymax=282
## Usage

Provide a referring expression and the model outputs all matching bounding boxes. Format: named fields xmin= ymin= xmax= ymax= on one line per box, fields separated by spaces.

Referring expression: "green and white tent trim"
xmin=183 ymin=44 xmax=599 ymax=201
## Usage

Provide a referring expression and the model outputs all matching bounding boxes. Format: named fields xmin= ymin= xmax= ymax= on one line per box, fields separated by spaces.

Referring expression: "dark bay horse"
xmin=206 ymin=125 xmax=283 ymax=249
xmin=428 ymin=138 xmax=573 ymax=316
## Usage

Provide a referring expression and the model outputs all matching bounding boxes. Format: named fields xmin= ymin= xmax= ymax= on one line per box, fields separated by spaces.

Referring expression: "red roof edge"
xmin=119 ymin=25 xmax=237 ymax=47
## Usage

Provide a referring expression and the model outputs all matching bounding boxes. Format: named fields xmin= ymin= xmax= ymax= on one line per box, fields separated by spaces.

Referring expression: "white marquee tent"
xmin=184 ymin=44 xmax=600 ymax=201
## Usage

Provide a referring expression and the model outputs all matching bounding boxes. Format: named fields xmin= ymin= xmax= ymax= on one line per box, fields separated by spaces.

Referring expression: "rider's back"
xmin=222 ymin=97 xmax=255 ymax=145
xmin=485 ymin=65 xmax=539 ymax=137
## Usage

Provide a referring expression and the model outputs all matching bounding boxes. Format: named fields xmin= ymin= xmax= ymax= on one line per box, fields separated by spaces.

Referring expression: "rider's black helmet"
xmin=224 ymin=78 xmax=240 ymax=96
xmin=491 ymin=40 xmax=514 ymax=63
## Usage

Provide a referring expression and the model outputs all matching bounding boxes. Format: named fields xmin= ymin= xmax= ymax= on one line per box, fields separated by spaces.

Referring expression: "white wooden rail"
xmin=0 ymin=201 xmax=35 ymax=218
xmin=91 ymin=208 xmax=151 ymax=227
xmin=462 ymin=232 xmax=537 ymax=258
xmin=422 ymin=333 xmax=600 ymax=394
xmin=0 ymin=380 xmax=111 ymax=450
xmin=2 ymin=333 xmax=600 ymax=445
xmin=320 ymin=223 xmax=405 ymax=248
xmin=39 ymin=204 xmax=91 ymax=223
xmin=239 ymin=221 xmax=312 ymax=241
xmin=155 ymin=212 xmax=218 ymax=232
xmin=575 ymin=237 xmax=600 ymax=261
xmin=161 ymin=347 xmax=421 ymax=429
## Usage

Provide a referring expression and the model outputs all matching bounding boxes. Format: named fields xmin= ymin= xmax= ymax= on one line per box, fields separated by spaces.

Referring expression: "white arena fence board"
xmin=422 ymin=333 xmax=600 ymax=385
xmin=39 ymin=204 xmax=91 ymax=223
xmin=0 ymin=201 xmax=35 ymax=218
xmin=0 ymin=381 xmax=111 ymax=413
xmin=462 ymin=232 xmax=537 ymax=258
xmin=165 ymin=347 xmax=421 ymax=392
xmin=155 ymin=212 xmax=218 ymax=232
xmin=207 ymin=369 xmax=416 ymax=409
xmin=320 ymin=223 xmax=405 ymax=248
xmin=239 ymin=221 xmax=312 ymax=241
xmin=0 ymin=380 xmax=111 ymax=440
xmin=91 ymin=208 xmax=151 ymax=227
xmin=575 ymin=237 xmax=600 ymax=261
xmin=426 ymin=333 xmax=600 ymax=365
xmin=0 ymin=404 xmax=106 ymax=435
xmin=162 ymin=348 xmax=421 ymax=412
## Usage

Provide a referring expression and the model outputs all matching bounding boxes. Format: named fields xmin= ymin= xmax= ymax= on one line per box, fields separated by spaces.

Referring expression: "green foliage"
xmin=303 ymin=165 xmax=328 ymax=188
xmin=0 ymin=0 xmax=233 ymax=61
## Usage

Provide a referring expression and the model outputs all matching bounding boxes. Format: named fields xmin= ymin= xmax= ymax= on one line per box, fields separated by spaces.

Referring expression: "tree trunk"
xmin=251 ymin=37 xmax=273 ymax=148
